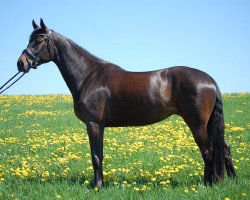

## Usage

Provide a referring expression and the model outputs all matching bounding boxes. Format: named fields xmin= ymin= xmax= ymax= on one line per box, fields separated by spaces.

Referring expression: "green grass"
xmin=0 ymin=94 xmax=249 ymax=199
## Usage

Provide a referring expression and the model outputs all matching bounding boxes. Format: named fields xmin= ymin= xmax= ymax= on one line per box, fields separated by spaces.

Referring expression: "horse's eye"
xmin=36 ymin=36 xmax=43 ymax=43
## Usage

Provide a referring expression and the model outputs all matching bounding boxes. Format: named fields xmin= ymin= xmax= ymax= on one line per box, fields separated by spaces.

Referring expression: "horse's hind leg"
xmin=225 ymin=142 xmax=236 ymax=178
xmin=188 ymin=124 xmax=213 ymax=185
xmin=176 ymin=95 xmax=216 ymax=185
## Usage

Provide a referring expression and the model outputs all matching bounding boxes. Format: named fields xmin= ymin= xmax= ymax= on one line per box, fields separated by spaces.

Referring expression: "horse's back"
xmin=104 ymin=67 xmax=176 ymax=126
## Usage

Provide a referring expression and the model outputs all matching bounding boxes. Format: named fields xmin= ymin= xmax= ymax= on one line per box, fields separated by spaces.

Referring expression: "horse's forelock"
xmin=29 ymin=29 xmax=46 ymax=41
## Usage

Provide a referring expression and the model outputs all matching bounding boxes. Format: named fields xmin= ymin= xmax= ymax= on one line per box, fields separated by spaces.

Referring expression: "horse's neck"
xmin=52 ymin=32 xmax=97 ymax=98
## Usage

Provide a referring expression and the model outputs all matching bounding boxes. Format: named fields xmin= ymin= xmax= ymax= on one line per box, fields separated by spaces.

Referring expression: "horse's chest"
xmin=73 ymin=92 xmax=107 ymax=123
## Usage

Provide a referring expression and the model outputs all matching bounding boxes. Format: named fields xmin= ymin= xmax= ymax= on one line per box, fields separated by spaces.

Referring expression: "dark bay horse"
xmin=17 ymin=19 xmax=236 ymax=188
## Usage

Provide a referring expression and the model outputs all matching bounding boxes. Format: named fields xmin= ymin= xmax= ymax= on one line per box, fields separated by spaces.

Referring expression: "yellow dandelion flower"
xmin=230 ymin=126 xmax=245 ymax=131
xmin=159 ymin=180 xmax=170 ymax=185
xmin=111 ymin=169 xmax=117 ymax=173
xmin=151 ymin=177 xmax=156 ymax=182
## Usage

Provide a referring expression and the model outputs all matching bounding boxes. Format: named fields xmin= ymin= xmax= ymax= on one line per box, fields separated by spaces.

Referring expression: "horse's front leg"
xmin=86 ymin=122 xmax=104 ymax=188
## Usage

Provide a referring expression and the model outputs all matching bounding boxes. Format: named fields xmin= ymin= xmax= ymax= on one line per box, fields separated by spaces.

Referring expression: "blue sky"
xmin=0 ymin=1 xmax=249 ymax=94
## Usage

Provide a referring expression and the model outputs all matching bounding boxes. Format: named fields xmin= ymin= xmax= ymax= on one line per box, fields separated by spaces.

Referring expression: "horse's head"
xmin=17 ymin=19 xmax=55 ymax=73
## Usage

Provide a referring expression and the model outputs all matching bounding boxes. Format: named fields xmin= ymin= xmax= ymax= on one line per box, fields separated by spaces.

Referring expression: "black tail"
xmin=225 ymin=142 xmax=237 ymax=178
xmin=207 ymin=85 xmax=225 ymax=182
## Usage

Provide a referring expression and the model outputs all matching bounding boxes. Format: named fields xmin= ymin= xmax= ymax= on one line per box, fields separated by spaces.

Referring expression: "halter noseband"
xmin=22 ymin=30 xmax=53 ymax=69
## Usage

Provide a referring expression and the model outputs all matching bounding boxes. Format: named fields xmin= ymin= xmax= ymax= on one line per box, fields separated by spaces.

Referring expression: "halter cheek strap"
xmin=46 ymin=31 xmax=54 ymax=60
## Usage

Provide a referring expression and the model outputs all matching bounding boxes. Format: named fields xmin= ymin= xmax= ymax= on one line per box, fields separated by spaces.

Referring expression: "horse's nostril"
xmin=18 ymin=60 xmax=24 ymax=67
xmin=17 ymin=59 xmax=25 ymax=72
xmin=20 ymin=61 xmax=24 ymax=67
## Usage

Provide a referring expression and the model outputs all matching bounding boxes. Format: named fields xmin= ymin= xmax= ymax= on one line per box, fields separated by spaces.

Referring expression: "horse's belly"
xmin=105 ymin=103 xmax=176 ymax=127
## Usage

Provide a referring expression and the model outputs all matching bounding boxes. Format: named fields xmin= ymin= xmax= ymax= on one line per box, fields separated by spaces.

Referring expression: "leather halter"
xmin=22 ymin=30 xmax=53 ymax=69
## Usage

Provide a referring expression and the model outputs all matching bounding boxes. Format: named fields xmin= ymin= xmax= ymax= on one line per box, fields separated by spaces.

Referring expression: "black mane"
xmin=65 ymin=37 xmax=107 ymax=63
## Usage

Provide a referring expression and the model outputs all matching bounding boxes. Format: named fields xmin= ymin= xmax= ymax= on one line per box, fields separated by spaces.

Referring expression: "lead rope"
xmin=0 ymin=72 xmax=25 ymax=94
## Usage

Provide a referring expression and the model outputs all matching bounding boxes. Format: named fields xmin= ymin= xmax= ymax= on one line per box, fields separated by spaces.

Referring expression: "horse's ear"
xmin=40 ymin=18 xmax=48 ymax=32
xmin=32 ymin=20 xmax=39 ymax=29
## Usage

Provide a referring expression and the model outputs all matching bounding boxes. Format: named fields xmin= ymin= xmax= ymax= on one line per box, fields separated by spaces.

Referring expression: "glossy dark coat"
xmin=17 ymin=19 xmax=236 ymax=188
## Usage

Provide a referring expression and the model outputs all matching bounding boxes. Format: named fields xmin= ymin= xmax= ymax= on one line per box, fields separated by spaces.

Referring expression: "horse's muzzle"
xmin=17 ymin=54 xmax=33 ymax=73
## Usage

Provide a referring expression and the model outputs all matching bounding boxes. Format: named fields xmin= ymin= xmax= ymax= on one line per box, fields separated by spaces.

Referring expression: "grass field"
xmin=0 ymin=93 xmax=249 ymax=199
